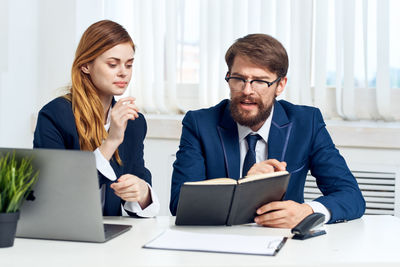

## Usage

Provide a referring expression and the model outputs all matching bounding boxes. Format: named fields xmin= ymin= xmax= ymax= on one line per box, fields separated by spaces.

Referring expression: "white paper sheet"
xmin=144 ymin=229 xmax=287 ymax=256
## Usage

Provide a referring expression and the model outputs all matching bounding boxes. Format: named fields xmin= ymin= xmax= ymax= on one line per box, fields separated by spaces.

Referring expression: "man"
xmin=170 ymin=34 xmax=365 ymax=228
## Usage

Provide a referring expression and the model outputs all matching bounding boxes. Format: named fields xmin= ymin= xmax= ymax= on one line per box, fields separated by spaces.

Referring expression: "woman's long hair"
xmin=68 ymin=20 xmax=135 ymax=164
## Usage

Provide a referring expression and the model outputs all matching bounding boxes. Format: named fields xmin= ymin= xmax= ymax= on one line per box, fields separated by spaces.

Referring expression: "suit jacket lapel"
xmin=268 ymin=101 xmax=293 ymax=161
xmin=217 ymin=101 xmax=241 ymax=180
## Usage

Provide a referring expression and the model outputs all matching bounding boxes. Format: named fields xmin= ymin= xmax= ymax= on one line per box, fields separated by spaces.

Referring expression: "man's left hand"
xmin=254 ymin=200 xmax=313 ymax=228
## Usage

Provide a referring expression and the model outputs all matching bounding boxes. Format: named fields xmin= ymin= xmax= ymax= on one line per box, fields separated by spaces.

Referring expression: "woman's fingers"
xmin=111 ymin=174 xmax=150 ymax=203
xmin=105 ymin=97 xmax=139 ymax=147
xmin=112 ymin=102 xmax=139 ymax=122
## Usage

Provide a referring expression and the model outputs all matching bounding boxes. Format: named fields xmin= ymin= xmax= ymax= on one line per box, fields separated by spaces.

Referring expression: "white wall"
xmin=144 ymin=138 xmax=178 ymax=216
xmin=0 ymin=0 xmax=39 ymax=148
xmin=36 ymin=0 xmax=76 ymax=110
xmin=0 ymin=0 xmax=77 ymax=148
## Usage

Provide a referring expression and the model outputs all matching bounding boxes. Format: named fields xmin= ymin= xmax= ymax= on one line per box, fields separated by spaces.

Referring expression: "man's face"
xmin=228 ymin=55 xmax=286 ymax=131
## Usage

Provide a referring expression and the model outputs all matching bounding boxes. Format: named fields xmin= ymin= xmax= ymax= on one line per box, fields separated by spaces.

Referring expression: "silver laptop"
xmin=0 ymin=147 xmax=131 ymax=243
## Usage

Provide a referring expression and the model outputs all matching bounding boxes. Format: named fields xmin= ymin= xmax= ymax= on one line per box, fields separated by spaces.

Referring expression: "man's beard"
xmin=230 ymin=95 xmax=274 ymax=128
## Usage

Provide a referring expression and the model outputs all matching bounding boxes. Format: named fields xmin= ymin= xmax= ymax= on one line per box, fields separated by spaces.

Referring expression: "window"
xmin=89 ymin=0 xmax=399 ymax=120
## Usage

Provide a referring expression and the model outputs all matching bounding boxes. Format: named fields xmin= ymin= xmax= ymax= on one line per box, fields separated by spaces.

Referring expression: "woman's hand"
xmin=110 ymin=174 xmax=152 ymax=209
xmin=99 ymin=97 xmax=139 ymax=160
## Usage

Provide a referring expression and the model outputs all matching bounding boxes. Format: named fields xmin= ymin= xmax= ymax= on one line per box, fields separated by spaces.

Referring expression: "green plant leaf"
xmin=0 ymin=151 xmax=39 ymax=213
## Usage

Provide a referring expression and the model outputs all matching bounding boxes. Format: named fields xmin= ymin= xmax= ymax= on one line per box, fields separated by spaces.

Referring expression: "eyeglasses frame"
xmin=224 ymin=72 xmax=281 ymax=91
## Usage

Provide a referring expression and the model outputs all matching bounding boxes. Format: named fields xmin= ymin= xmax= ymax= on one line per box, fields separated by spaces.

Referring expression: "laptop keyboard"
xmin=103 ymin=223 xmax=132 ymax=240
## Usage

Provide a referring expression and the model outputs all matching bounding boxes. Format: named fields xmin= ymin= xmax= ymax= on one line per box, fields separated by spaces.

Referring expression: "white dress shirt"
xmin=93 ymin=107 xmax=159 ymax=217
xmin=237 ymin=106 xmax=331 ymax=223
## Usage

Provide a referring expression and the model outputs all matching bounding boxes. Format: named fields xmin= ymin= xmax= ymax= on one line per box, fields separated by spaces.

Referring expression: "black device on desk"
xmin=291 ymin=213 xmax=326 ymax=240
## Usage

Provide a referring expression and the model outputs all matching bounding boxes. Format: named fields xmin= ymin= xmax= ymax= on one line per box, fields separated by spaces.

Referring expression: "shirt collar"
xmin=237 ymin=105 xmax=274 ymax=143
xmin=104 ymin=106 xmax=112 ymax=131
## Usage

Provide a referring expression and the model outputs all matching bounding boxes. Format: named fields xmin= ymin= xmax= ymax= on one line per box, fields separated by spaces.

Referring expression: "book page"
xmin=184 ymin=178 xmax=237 ymax=185
xmin=144 ymin=229 xmax=286 ymax=256
xmin=238 ymin=170 xmax=289 ymax=184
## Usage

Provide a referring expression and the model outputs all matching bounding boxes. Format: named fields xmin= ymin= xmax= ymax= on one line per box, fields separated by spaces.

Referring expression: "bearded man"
xmin=169 ymin=34 xmax=365 ymax=228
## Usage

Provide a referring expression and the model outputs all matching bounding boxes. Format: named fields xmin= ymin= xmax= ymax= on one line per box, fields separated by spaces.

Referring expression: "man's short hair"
xmin=225 ymin=34 xmax=289 ymax=78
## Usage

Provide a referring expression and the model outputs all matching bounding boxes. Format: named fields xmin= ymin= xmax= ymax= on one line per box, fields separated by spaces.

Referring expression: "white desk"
xmin=2 ymin=215 xmax=400 ymax=266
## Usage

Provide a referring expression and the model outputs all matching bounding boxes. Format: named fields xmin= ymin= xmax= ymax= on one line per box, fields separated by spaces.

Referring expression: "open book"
xmin=175 ymin=171 xmax=290 ymax=225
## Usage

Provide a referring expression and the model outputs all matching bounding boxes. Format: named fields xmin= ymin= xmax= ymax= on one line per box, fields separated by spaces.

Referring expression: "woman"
xmin=33 ymin=20 xmax=159 ymax=217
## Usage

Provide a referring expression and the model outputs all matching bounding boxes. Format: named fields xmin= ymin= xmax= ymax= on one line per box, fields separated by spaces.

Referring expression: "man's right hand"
xmin=246 ymin=159 xmax=287 ymax=176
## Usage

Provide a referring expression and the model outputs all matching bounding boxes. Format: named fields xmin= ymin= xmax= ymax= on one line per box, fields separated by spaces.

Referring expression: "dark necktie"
xmin=242 ymin=134 xmax=261 ymax=177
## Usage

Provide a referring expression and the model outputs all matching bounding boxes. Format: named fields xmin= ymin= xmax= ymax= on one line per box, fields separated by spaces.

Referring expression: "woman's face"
xmin=82 ymin=42 xmax=134 ymax=99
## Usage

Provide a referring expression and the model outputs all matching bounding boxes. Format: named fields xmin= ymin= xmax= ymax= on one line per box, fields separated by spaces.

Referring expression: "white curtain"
xmin=91 ymin=0 xmax=398 ymax=121
xmin=313 ymin=0 xmax=395 ymax=121
xmin=288 ymin=0 xmax=313 ymax=106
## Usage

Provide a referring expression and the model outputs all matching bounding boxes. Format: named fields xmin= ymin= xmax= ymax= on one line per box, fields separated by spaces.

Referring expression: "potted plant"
xmin=0 ymin=152 xmax=38 ymax=248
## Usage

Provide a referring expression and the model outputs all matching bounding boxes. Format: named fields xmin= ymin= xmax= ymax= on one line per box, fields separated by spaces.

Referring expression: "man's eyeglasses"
xmin=225 ymin=72 xmax=281 ymax=92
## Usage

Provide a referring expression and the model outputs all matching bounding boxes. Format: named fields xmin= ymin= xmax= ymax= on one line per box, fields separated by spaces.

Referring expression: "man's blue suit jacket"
xmin=170 ymin=99 xmax=365 ymax=223
xmin=33 ymin=97 xmax=152 ymax=217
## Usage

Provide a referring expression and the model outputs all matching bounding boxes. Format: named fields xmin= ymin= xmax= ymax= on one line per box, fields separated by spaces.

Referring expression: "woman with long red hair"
xmin=34 ymin=20 xmax=159 ymax=217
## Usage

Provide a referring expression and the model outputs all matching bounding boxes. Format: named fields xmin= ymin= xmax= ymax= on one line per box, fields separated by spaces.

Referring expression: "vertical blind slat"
xmin=207 ymin=0 xmax=220 ymax=106
xmin=218 ymin=0 xmax=233 ymax=101
xmin=152 ymin=0 xmax=168 ymax=114
xmin=233 ymin=0 xmax=248 ymax=39
xmin=376 ymin=0 xmax=392 ymax=120
xmin=275 ymin=0 xmax=290 ymax=47
xmin=75 ymin=0 xmax=104 ymax=46
xmin=260 ymin=0 xmax=275 ymax=36
xmin=314 ymin=0 xmax=328 ymax=114
xmin=363 ymin=0 xmax=369 ymax=91
xmin=130 ymin=0 xmax=144 ymax=110
xmin=139 ymin=1 xmax=157 ymax=113
xmin=334 ymin=0 xmax=345 ymax=118
xmin=342 ymin=0 xmax=356 ymax=119
xmin=289 ymin=0 xmax=313 ymax=105
xmin=275 ymin=0 xmax=290 ymax=101
xmin=165 ymin=0 xmax=181 ymax=113
xmin=198 ymin=0 xmax=208 ymax=108
xmin=288 ymin=1 xmax=301 ymax=104
xmin=247 ymin=0 xmax=260 ymax=33
xmin=361 ymin=0 xmax=379 ymax=119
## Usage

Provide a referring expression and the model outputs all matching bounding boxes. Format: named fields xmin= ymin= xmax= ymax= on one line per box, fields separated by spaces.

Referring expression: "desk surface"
xmin=2 ymin=215 xmax=400 ymax=266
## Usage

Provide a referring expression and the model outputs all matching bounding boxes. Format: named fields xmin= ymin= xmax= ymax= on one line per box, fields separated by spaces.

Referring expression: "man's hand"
xmin=254 ymin=200 xmax=313 ymax=228
xmin=246 ymin=159 xmax=287 ymax=177
xmin=110 ymin=174 xmax=152 ymax=209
